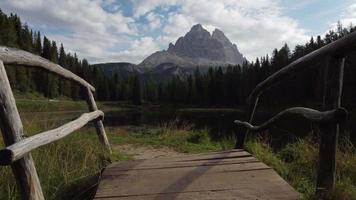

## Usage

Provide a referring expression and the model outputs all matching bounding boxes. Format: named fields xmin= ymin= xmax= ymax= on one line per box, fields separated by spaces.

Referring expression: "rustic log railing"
xmin=0 ymin=46 xmax=111 ymax=200
xmin=234 ymin=30 xmax=356 ymax=197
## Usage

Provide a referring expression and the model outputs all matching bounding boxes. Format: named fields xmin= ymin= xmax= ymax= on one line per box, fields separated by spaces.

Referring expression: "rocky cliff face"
xmin=139 ymin=24 xmax=245 ymax=69
xmin=212 ymin=28 xmax=244 ymax=64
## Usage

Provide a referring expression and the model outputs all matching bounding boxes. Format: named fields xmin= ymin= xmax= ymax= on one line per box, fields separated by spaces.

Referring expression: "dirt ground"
xmin=114 ymin=144 xmax=186 ymax=160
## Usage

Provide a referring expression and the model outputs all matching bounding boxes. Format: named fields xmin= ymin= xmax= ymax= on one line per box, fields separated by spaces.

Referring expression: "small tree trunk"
xmin=316 ymin=57 xmax=345 ymax=196
xmin=0 ymin=60 xmax=44 ymax=200
xmin=235 ymin=96 xmax=259 ymax=149
xmin=85 ymin=87 xmax=112 ymax=153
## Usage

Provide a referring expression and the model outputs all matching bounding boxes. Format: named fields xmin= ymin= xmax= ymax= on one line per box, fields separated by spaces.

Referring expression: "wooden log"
xmin=85 ymin=87 xmax=111 ymax=153
xmin=247 ymin=31 xmax=356 ymax=103
xmin=316 ymin=57 xmax=345 ymax=195
xmin=0 ymin=60 xmax=44 ymax=200
xmin=234 ymin=107 xmax=347 ymax=132
xmin=0 ymin=46 xmax=95 ymax=92
xmin=0 ymin=110 xmax=104 ymax=165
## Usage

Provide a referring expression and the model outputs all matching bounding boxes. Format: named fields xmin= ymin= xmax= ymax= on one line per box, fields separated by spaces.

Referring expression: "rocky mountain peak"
xmin=190 ymin=23 xmax=204 ymax=32
xmin=212 ymin=28 xmax=230 ymax=44
xmin=140 ymin=24 xmax=245 ymax=68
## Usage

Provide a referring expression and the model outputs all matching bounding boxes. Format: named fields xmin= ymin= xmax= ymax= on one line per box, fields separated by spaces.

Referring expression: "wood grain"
xmin=94 ymin=150 xmax=299 ymax=200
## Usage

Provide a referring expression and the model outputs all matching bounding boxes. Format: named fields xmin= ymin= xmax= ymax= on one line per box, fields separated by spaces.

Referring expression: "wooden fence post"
xmin=0 ymin=60 xmax=44 ymax=200
xmin=85 ymin=87 xmax=112 ymax=153
xmin=235 ymin=96 xmax=259 ymax=149
xmin=316 ymin=57 xmax=345 ymax=195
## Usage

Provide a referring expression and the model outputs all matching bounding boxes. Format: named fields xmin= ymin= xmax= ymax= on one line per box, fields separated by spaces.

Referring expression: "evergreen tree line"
xmin=1 ymin=9 xmax=356 ymax=108
xmin=0 ymin=10 xmax=158 ymax=103
xmin=0 ymin=10 xmax=110 ymax=100
xmin=137 ymin=21 xmax=356 ymax=107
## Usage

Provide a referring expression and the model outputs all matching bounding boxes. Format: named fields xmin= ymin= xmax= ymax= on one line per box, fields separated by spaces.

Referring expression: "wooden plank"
xmin=94 ymin=188 xmax=297 ymax=200
xmin=100 ymin=161 xmax=270 ymax=178
xmin=0 ymin=46 xmax=95 ymax=91
xmin=316 ymin=57 xmax=345 ymax=195
xmin=94 ymin=151 xmax=299 ymax=200
xmin=0 ymin=110 xmax=104 ymax=165
xmin=104 ymin=157 xmax=258 ymax=173
xmin=107 ymin=149 xmax=250 ymax=165
xmin=85 ymin=87 xmax=111 ymax=152
xmin=0 ymin=60 xmax=44 ymax=200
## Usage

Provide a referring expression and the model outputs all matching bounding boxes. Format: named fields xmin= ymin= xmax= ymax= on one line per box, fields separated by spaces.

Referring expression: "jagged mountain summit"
xmin=94 ymin=24 xmax=245 ymax=79
xmin=139 ymin=24 xmax=245 ymax=69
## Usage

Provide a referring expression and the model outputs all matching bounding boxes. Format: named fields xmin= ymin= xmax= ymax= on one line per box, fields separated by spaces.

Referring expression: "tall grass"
xmin=0 ymin=97 xmax=133 ymax=199
xmin=109 ymin=120 xmax=235 ymax=153
xmin=0 ymin=130 xmax=111 ymax=200
xmin=0 ymin=106 xmax=130 ymax=200
xmin=245 ymin=136 xmax=356 ymax=200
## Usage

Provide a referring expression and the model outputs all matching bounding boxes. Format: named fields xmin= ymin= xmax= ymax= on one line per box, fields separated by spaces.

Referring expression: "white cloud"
xmin=106 ymin=37 xmax=160 ymax=63
xmin=0 ymin=0 xmax=140 ymax=62
xmin=0 ymin=0 xmax=312 ymax=63
xmin=131 ymin=0 xmax=179 ymax=17
xmin=338 ymin=3 xmax=356 ymax=27
xmin=146 ymin=12 xmax=163 ymax=31
xmin=154 ymin=0 xmax=310 ymax=60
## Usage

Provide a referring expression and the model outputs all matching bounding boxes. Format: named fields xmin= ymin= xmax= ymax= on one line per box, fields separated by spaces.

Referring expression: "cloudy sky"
xmin=1 ymin=0 xmax=355 ymax=64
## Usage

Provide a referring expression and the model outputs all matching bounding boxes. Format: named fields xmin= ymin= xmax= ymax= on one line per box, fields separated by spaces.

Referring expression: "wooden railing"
xmin=0 ymin=46 xmax=111 ymax=200
xmin=234 ymin=30 xmax=356 ymax=197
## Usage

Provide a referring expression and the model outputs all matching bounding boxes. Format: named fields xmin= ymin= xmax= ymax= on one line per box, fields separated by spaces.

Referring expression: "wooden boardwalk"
xmin=94 ymin=149 xmax=299 ymax=200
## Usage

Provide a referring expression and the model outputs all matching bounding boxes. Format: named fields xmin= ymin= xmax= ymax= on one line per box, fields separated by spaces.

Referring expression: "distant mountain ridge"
xmin=94 ymin=24 xmax=245 ymax=79
xmin=92 ymin=62 xmax=143 ymax=78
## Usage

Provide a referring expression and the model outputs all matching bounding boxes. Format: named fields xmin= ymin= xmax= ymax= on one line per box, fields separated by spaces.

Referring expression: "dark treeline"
xmin=1 ymin=10 xmax=356 ymax=108
xmin=0 ymin=10 xmax=111 ymax=101
xmin=141 ymin=21 xmax=356 ymax=107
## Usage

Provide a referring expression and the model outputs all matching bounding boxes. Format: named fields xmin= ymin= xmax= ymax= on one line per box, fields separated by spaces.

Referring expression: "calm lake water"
xmin=103 ymin=107 xmax=315 ymax=148
xmin=22 ymin=106 xmax=354 ymax=148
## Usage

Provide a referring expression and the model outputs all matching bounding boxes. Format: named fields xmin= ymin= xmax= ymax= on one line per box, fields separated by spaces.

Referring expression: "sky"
xmin=0 ymin=0 xmax=356 ymax=64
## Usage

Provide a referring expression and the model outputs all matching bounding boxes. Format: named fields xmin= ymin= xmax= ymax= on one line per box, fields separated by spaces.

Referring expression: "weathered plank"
xmin=0 ymin=46 xmax=95 ymax=91
xmin=0 ymin=110 xmax=104 ymax=165
xmin=0 ymin=60 xmax=44 ymax=200
xmin=85 ymin=87 xmax=112 ymax=152
xmin=234 ymin=107 xmax=347 ymax=132
xmin=94 ymin=150 xmax=299 ymax=200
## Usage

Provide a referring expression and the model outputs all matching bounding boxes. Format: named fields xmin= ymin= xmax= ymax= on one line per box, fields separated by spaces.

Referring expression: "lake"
xmin=21 ymin=105 xmax=354 ymax=149
xmin=103 ymin=107 xmax=315 ymax=148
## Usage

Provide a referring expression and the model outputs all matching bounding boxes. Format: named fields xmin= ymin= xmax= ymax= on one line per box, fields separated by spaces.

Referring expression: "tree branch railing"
xmin=234 ymin=31 xmax=356 ymax=197
xmin=0 ymin=46 xmax=95 ymax=92
xmin=234 ymin=107 xmax=347 ymax=132
xmin=0 ymin=110 xmax=104 ymax=166
xmin=0 ymin=47 xmax=111 ymax=200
